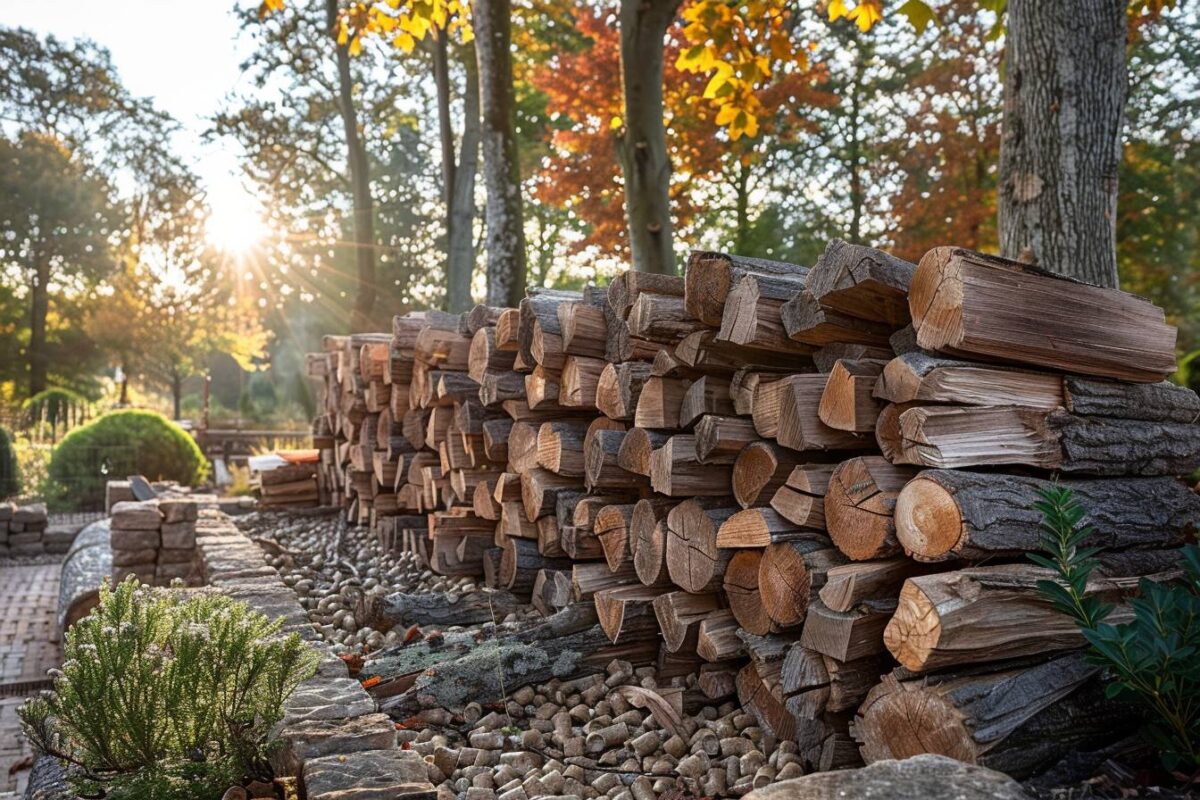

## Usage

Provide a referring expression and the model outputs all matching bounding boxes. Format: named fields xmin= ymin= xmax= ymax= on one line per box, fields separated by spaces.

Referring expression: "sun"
xmin=207 ymin=201 xmax=269 ymax=254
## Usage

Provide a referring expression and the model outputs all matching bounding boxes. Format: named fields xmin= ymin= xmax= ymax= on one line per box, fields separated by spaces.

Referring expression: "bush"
xmin=0 ymin=425 xmax=20 ymax=498
xmin=20 ymin=578 xmax=318 ymax=799
xmin=46 ymin=410 xmax=208 ymax=509
xmin=1032 ymin=485 xmax=1200 ymax=771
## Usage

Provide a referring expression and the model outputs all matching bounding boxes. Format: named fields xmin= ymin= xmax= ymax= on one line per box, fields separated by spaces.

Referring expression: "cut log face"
xmin=805 ymin=240 xmax=916 ymax=326
xmin=908 ymin=247 xmax=1177 ymax=382
xmin=718 ymin=275 xmax=815 ymax=355
xmin=819 ymin=559 xmax=931 ymax=613
xmin=653 ymin=590 xmax=723 ymax=652
xmin=684 ymin=250 xmax=810 ymax=327
xmin=883 ymin=563 xmax=1167 ymax=671
xmin=874 ymin=353 xmax=1064 ymax=408
xmin=697 ymin=609 xmax=746 ymax=662
xmin=775 ymin=375 xmax=875 ymax=454
xmin=634 ymin=376 xmax=692 ymax=430
xmin=854 ymin=653 xmax=1133 ymax=779
xmin=650 ymin=436 xmax=734 ymax=497
xmin=781 ymin=291 xmax=896 ymax=348
xmin=731 ymin=442 xmax=802 ymax=510
xmin=594 ymin=503 xmax=637 ymax=572
xmin=632 ymin=498 xmax=676 ymax=586
xmin=758 ymin=539 xmax=846 ymax=628
xmin=894 ymin=470 xmax=1200 ymax=562
xmin=595 ymin=585 xmax=669 ymax=643
xmin=716 ymin=507 xmax=813 ymax=548
xmin=818 ymin=359 xmax=888 ymax=432
xmin=695 ymin=415 xmax=761 ymax=465
xmin=596 ymin=361 xmax=654 ymax=421
xmin=824 ymin=457 xmax=918 ymax=561
xmin=628 ymin=293 xmax=708 ymax=343
xmin=724 ymin=549 xmax=777 ymax=635
xmin=800 ymin=599 xmax=895 ymax=661
xmin=679 ymin=375 xmax=736 ymax=428
xmin=665 ymin=499 xmax=738 ymax=592
xmin=536 ymin=420 xmax=591 ymax=477
xmin=616 ymin=427 xmax=670 ymax=476
xmin=560 ymin=355 xmax=607 ymax=408
xmin=559 ymin=302 xmax=608 ymax=358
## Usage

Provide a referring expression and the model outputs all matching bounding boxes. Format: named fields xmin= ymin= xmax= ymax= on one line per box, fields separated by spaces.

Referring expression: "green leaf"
xmin=896 ymin=0 xmax=938 ymax=34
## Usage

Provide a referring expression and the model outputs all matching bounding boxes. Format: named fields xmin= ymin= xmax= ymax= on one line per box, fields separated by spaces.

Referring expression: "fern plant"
xmin=1032 ymin=485 xmax=1200 ymax=772
xmin=20 ymin=578 xmax=318 ymax=799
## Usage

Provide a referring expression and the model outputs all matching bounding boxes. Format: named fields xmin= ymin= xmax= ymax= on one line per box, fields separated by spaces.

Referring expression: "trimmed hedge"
xmin=0 ymin=425 xmax=20 ymax=499
xmin=47 ymin=411 xmax=207 ymax=508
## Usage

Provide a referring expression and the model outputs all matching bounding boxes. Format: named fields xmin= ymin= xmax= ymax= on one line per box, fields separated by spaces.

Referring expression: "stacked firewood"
xmin=305 ymin=242 xmax=1200 ymax=778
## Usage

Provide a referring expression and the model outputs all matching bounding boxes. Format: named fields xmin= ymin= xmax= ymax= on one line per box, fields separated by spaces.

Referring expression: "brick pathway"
xmin=0 ymin=561 xmax=62 ymax=795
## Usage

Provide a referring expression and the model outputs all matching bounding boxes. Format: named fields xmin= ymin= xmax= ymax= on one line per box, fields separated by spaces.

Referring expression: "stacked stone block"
xmin=0 ymin=501 xmax=49 ymax=556
xmin=110 ymin=498 xmax=201 ymax=586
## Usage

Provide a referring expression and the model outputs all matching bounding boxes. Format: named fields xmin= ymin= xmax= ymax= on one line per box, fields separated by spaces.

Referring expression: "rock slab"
xmin=742 ymin=755 xmax=1033 ymax=800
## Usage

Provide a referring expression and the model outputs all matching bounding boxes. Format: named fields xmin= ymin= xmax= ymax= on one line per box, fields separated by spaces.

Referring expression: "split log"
xmin=769 ymin=463 xmax=835 ymax=530
xmin=780 ymin=645 xmax=883 ymax=714
xmin=585 ymin=429 xmax=649 ymax=491
xmin=781 ymin=291 xmax=895 ymax=348
xmin=468 ymin=327 xmax=517 ymax=383
xmin=616 ymin=428 xmax=670 ymax=476
xmin=773 ymin=375 xmax=875 ymax=454
xmin=800 ymin=599 xmax=895 ymax=661
xmin=481 ymin=418 xmax=513 ymax=462
xmin=731 ymin=441 xmax=803 ymax=509
xmin=500 ymin=538 xmax=571 ymax=592
xmin=759 ymin=538 xmax=847 ymax=628
xmin=560 ymin=355 xmax=607 ymax=408
xmin=694 ymin=415 xmax=761 ymax=465
xmin=716 ymin=507 xmax=812 ymax=548
xmin=595 ymin=585 xmax=670 ymax=643
xmin=559 ymin=301 xmax=608 ymax=358
xmin=507 ymin=422 xmax=540 ymax=472
xmin=367 ymin=590 xmax=520 ymax=630
xmin=697 ymin=609 xmax=746 ymax=662
xmin=909 ymin=247 xmax=1177 ymax=382
xmin=650 ymin=435 xmax=734 ymax=497
xmin=479 ymin=370 xmax=526 ymax=406
xmin=855 ymin=653 xmax=1135 ymax=779
xmin=805 ymin=240 xmax=916 ymax=326
xmin=819 ymin=559 xmax=932 ymax=613
xmin=884 ymin=556 xmax=1181 ymax=671
xmin=825 ymin=457 xmax=919 ymax=561
xmin=600 ymin=362 xmax=657 ymax=422
xmin=813 ymin=343 xmax=894 ymax=373
xmin=894 ymin=470 xmax=1200 ymax=562
xmin=685 ymin=251 xmax=810 ymax=327
xmin=818 ymin=359 xmax=887 ymax=432
xmin=615 ymin=271 xmax=685 ymax=319
xmin=898 ymin=405 xmax=1200 ymax=475
xmin=718 ymin=274 xmax=816 ymax=354
xmin=495 ymin=308 xmax=521 ymax=351
xmin=536 ymin=420 xmax=590 ymax=477
xmin=724 ymin=549 xmax=777 ymax=636
xmin=664 ymin=499 xmax=738 ymax=592
xmin=560 ymin=525 xmax=604 ymax=561
xmin=628 ymin=293 xmax=708 ymax=342
xmin=594 ymin=503 xmax=638 ymax=571
xmin=632 ymin=498 xmax=676 ymax=586
xmin=676 ymin=330 xmax=812 ymax=374
xmin=573 ymin=561 xmax=643 ymax=600
xmin=634 ymin=376 xmax=692 ymax=429
xmin=652 ymin=590 xmax=723 ymax=652
xmin=732 ymin=370 xmax=784 ymax=417
xmin=520 ymin=468 xmax=581 ymax=521
xmin=525 ymin=366 xmax=561 ymax=408
xmin=873 ymin=401 xmax=919 ymax=463
xmin=678 ymin=375 xmax=735 ymax=428
xmin=874 ymin=352 xmax=1063 ymax=408
xmin=736 ymin=659 xmax=795 ymax=742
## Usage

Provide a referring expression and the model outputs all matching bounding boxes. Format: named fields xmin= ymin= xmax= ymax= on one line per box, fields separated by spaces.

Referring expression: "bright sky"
xmin=0 ymin=0 xmax=264 ymax=248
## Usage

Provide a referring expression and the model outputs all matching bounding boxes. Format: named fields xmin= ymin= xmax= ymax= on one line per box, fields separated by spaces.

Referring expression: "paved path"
xmin=0 ymin=560 xmax=62 ymax=795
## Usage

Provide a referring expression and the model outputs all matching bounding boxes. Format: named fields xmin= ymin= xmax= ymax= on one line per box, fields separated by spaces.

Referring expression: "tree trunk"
xmin=473 ymin=0 xmax=527 ymax=307
xmin=618 ymin=0 xmax=681 ymax=275
xmin=119 ymin=364 xmax=130 ymax=406
xmin=29 ymin=260 xmax=50 ymax=397
xmin=435 ymin=36 xmax=481 ymax=313
xmin=171 ymin=370 xmax=182 ymax=421
xmin=998 ymin=0 xmax=1126 ymax=287
xmin=327 ymin=0 xmax=377 ymax=330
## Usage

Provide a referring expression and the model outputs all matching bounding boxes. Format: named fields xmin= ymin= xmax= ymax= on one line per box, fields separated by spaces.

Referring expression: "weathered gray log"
xmin=58 ymin=518 xmax=111 ymax=630
xmin=366 ymin=590 xmax=521 ymax=630
xmin=804 ymin=240 xmax=916 ymax=326
xmin=895 ymin=470 xmax=1200 ymax=562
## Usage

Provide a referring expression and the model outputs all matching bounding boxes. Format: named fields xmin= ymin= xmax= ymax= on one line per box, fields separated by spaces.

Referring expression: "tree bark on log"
xmin=367 ymin=590 xmax=520 ymax=630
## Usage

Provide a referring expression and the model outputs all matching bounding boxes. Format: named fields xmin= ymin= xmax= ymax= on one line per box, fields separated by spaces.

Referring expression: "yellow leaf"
xmin=828 ymin=0 xmax=849 ymax=22
xmin=715 ymin=103 xmax=739 ymax=126
xmin=393 ymin=31 xmax=416 ymax=52
xmin=348 ymin=35 xmax=362 ymax=55
xmin=609 ymin=115 xmax=623 ymax=130
xmin=848 ymin=0 xmax=883 ymax=31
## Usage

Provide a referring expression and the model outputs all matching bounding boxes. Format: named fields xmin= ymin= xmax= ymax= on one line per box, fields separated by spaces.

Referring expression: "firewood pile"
xmin=304 ymin=242 xmax=1200 ymax=777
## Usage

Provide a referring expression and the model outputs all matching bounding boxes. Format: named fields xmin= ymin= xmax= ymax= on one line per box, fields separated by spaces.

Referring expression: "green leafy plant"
xmin=46 ymin=410 xmax=208 ymax=509
xmin=0 ymin=425 xmax=20 ymax=498
xmin=22 ymin=387 xmax=90 ymax=443
xmin=1032 ymin=485 xmax=1200 ymax=771
xmin=20 ymin=578 xmax=318 ymax=799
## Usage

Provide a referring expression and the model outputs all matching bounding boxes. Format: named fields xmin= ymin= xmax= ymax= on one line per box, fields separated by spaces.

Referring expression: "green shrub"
xmin=0 ymin=425 xmax=20 ymax=498
xmin=1032 ymin=485 xmax=1200 ymax=771
xmin=46 ymin=410 xmax=208 ymax=509
xmin=23 ymin=387 xmax=89 ymax=441
xmin=20 ymin=578 xmax=318 ymax=799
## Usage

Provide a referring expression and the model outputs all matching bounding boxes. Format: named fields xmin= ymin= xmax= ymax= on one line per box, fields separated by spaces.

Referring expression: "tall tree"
xmin=0 ymin=133 xmax=116 ymax=397
xmin=617 ymin=0 xmax=683 ymax=274
xmin=326 ymin=0 xmax=378 ymax=328
xmin=473 ymin=0 xmax=528 ymax=305
xmin=997 ymin=0 xmax=1127 ymax=286
xmin=431 ymin=34 xmax=481 ymax=312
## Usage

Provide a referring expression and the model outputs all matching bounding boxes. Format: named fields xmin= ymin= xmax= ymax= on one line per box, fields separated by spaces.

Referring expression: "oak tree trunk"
xmin=618 ymin=0 xmax=681 ymax=275
xmin=327 ymin=0 xmax=377 ymax=330
xmin=998 ymin=0 xmax=1126 ymax=287
xmin=473 ymin=0 xmax=527 ymax=307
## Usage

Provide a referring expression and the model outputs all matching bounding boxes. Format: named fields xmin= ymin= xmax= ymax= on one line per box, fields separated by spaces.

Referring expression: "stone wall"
xmin=0 ymin=502 xmax=74 ymax=556
xmin=194 ymin=505 xmax=435 ymax=800
xmin=109 ymin=498 xmax=202 ymax=587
